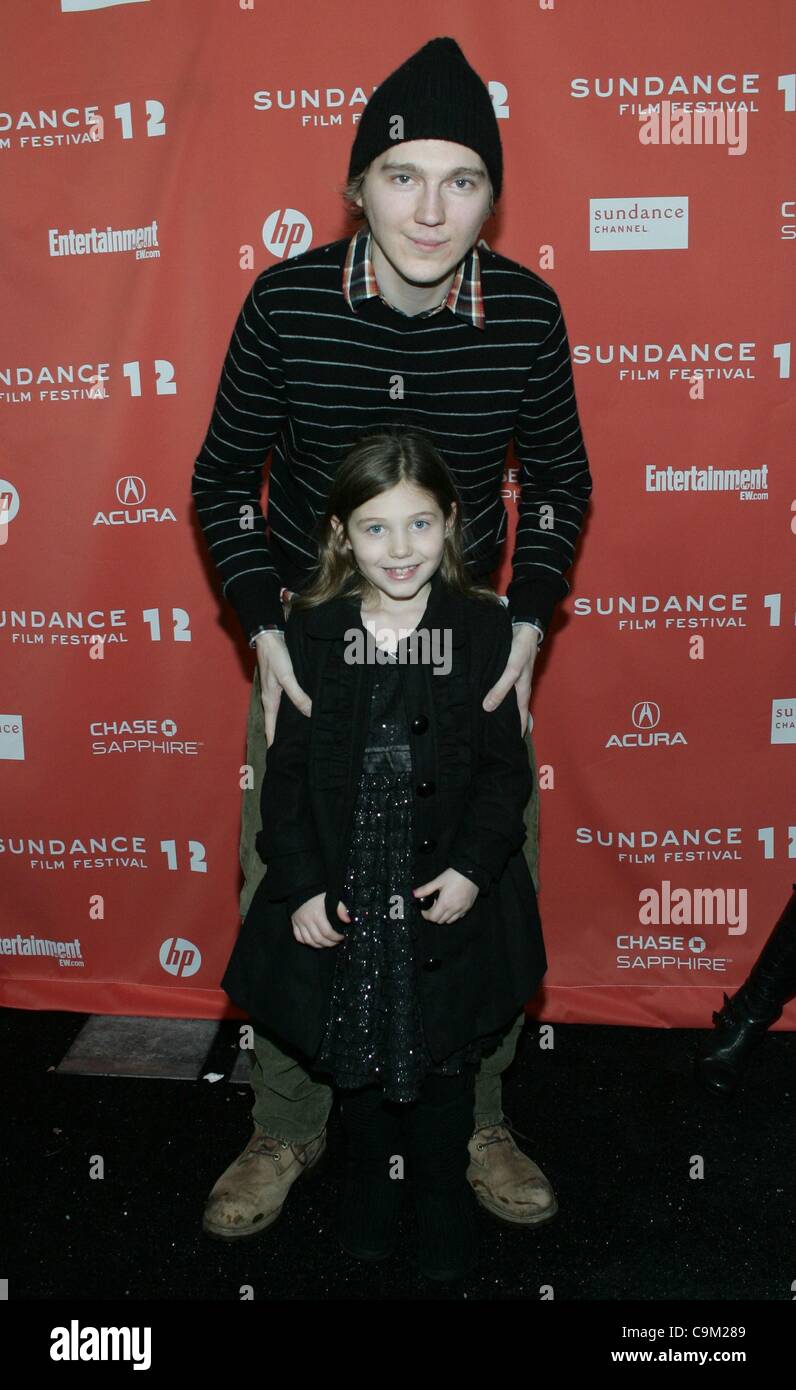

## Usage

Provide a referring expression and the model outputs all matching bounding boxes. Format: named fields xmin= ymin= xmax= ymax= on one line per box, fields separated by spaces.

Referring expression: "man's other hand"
xmin=482 ymin=623 xmax=540 ymax=735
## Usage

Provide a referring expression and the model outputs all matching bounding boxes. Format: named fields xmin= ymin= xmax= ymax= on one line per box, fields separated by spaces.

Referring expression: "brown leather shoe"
xmin=466 ymin=1123 xmax=558 ymax=1227
xmin=202 ymin=1125 xmax=327 ymax=1240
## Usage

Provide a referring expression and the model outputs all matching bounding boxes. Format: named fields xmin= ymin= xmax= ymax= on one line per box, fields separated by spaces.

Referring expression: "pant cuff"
xmin=472 ymin=1112 xmax=505 ymax=1133
xmin=251 ymin=1113 xmax=326 ymax=1146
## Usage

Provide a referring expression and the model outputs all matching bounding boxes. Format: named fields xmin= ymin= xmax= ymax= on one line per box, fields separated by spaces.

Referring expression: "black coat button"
xmin=417 ymin=837 xmax=437 ymax=854
xmin=410 ymin=714 xmax=429 ymax=734
xmin=416 ymin=780 xmax=435 ymax=797
xmin=416 ymin=890 xmax=439 ymax=910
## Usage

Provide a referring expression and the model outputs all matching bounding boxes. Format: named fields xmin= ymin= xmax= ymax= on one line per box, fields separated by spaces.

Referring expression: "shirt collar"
xmin=342 ymin=226 xmax=485 ymax=330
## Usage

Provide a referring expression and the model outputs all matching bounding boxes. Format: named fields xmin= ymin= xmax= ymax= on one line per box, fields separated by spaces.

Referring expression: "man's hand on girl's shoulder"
xmin=254 ymin=628 xmax=312 ymax=746
xmin=482 ymin=622 xmax=540 ymax=734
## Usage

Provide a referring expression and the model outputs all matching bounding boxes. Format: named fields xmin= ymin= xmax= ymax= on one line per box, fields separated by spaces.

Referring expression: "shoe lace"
xmin=247 ymin=1131 xmax=320 ymax=1167
xmin=247 ymin=1134 xmax=289 ymax=1164
xmin=475 ymin=1114 xmax=530 ymax=1149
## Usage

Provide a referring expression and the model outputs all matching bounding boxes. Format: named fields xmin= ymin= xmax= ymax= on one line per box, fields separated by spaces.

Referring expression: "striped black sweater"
xmin=191 ymin=235 xmax=592 ymax=644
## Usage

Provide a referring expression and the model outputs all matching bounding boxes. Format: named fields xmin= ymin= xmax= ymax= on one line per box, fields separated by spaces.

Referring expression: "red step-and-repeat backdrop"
xmin=2 ymin=0 xmax=794 ymax=1030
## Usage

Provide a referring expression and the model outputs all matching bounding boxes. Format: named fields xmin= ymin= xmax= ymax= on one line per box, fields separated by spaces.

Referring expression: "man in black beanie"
xmin=194 ymin=36 xmax=592 ymax=1242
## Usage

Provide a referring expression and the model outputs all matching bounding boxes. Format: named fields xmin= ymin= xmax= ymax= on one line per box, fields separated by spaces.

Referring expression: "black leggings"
xmin=411 ymin=1063 xmax=477 ymax=1108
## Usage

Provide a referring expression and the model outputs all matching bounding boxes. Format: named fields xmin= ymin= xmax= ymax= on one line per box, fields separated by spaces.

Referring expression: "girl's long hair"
xmin=289 ymin=425 xmax=502 ymax=612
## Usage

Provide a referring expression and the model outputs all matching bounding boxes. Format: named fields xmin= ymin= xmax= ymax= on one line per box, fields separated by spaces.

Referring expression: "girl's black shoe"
xmin=337 ymin=1084 xmax=405 ymax=1261
xmin=404 ymin=1071 xmax=480 ymax=1283
xmin=694 ymin=885 xmax=796 ymax=1095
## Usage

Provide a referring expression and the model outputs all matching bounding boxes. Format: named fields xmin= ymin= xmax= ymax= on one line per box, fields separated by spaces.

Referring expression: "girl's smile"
xmin=382 ymin=563 xmax=421 ymax=581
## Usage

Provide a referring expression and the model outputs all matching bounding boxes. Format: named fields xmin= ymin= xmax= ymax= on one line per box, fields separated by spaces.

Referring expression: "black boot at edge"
xmin=694 ymin=885 xmax=796 ymax=1095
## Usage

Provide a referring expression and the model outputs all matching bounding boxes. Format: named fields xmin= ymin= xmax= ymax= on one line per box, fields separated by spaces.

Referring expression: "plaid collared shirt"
xmin=342 ymin=225 xmax=486 ymax=330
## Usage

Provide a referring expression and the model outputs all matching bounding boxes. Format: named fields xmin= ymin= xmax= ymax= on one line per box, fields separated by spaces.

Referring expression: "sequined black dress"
xmin=313 ymin=649 xmax=508 ymax=1102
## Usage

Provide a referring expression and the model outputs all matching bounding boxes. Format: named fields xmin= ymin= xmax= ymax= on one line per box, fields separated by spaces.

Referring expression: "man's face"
xmin=355 ymin=139 xmax=493 ymax=287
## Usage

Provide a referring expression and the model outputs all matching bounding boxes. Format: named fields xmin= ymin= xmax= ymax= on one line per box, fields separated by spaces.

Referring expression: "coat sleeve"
xmin=446 ymin=609 xmax=533 ymax=897
xmin=255 ymin=613 xmax=328 ymax=908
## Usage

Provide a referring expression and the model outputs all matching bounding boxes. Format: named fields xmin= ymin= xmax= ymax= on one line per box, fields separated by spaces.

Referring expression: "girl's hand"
xmin=412 ymin=868 xmax=479 ymax=924
xmin=291 ymin=894 xmax=351 ymax=948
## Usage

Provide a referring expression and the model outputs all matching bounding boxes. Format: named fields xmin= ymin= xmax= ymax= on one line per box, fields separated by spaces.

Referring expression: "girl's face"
xmin=333 ymin=481 xmax=454 ymax=606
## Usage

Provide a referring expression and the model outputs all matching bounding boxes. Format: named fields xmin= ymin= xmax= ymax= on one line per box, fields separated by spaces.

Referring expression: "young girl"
xmin=221 ymin=425 xmax=547 ymax=1283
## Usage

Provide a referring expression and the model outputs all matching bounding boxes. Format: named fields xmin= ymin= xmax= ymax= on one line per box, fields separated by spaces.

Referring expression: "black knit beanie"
xmin=348 ymin=36 xmax=502 ymax=202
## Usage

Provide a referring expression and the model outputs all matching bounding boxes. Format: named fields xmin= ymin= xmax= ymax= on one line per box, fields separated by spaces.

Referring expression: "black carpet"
xmin=4 ymin=1006 xmax=794 ymax=1302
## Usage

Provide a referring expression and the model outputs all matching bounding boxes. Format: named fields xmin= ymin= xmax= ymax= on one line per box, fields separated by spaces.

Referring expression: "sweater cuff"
xmin=222 ymin=572 xmax=285 ymax=643
xmin=505 ymin=577 xmax=564 ymax=635
xmin=512 ymin=619 xmax=545 ymax=645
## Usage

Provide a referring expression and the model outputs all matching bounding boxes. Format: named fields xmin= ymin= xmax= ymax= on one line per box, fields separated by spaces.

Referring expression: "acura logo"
xmin=631 ymin=701 xmax=661 ymax=729
xmin=115 ymin=475 xmax=146 ymax=505
xmin=607 ymin=700 xmax=685 ymax=749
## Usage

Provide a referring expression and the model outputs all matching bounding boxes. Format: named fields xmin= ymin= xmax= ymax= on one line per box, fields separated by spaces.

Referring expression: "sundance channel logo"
xmin=771 ymin=698 xmax=795 ymax=744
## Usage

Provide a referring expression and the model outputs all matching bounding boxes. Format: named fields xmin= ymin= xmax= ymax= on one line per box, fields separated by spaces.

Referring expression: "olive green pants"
xmin=239 ymin=661 xmax=541 ymax=1144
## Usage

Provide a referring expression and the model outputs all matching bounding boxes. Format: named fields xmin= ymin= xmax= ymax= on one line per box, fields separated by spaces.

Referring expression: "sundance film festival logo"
xmin=606 ymin=701 xmax=687 ymax=749
xmin=572 ymin=591 xmax=751 ymax=633
xmin=572 ymin=340 xmax=780 ymax=384
xmin=570 ymin=71 xmax=762 ymax=111
xmin=0 ymin=363 xmax=112 ymax=403
xmin=253 ymin=77 xmax=509 ymax=126
xmin=575 ymin=825 xmax=745 ymax=865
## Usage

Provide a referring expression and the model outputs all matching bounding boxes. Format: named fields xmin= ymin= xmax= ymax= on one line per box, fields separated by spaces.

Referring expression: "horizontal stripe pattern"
xmin=191 ymin=232 xmax=592 ymax=641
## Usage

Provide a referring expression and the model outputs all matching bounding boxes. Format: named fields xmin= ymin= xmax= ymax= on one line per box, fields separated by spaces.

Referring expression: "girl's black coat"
xmin=221 ymin=568 xmax=547 ymax=1065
